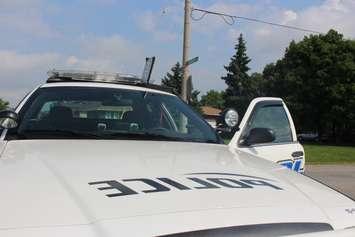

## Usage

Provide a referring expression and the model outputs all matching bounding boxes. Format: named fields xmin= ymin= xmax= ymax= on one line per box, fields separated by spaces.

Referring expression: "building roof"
xmin=201 ymin=106 xmax=221 ymax=117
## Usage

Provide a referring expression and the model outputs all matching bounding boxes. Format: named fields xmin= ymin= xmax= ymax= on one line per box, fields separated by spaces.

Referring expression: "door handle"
xmin=292 ymin=151 xmax=304 ymax=158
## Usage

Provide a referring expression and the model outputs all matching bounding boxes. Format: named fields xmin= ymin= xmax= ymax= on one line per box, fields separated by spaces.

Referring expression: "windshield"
xmin=10 ymin=86 xmax=220 ymax=143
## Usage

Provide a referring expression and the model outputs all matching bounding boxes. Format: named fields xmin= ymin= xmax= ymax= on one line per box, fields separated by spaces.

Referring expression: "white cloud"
xmin=228 ymin=28 xmax=242 ymax=41
xmin=0 ymin=50 xmax=61 ymax=104
xmin=138 ymin=11 xmax=156 ymax=32
xmin=66 ymin=56 xmax=79 ymax=65
xmin=281 ymin=10 xmax=298 ymax=24
xmin=1 ymin=0 xmax=355 ymax=104
xmin=323 ymin=0 xmax=349 ymax=12
xmin=0 ymin=34 xmax=149 ymax=105
xmin=198 ymin=0 xmax=355 ymax=39
xmin=186 ymin=0 xmax=355 ymax=93
xmin=198 ymin=0 xmax=355 ymax=70
xmin=190 ymin=1 xmax=257 ymax=34
xmin=72 ymin=34 xmax=177 ymax=86
xmin=0 ymin=0 xmax=58 ymax=38
xmin=254 ymin=28 xmax=271 ymax=37
xmin=295 ymin=0 xmax=355 ymax=36
xmin=75 ymin=35 xmax=145 ymax=72
xmin=0 ymin=51 xmax=60 ymax=72
xmin=249 ymin=0 xmax=355 ymax=71
xmin=89 ymin=0 xmax=117 ymax=5
xmin=0 ymin=14 xmax=56 ymax=38
xmin=0 ymin=0 xmax=42 ymax=9
xmin=135 ymin=10 xmax=178 ymax=42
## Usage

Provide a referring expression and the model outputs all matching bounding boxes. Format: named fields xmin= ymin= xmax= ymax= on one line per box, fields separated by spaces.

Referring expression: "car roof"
xmin=40 ymin=82 xmax=176 ymax=96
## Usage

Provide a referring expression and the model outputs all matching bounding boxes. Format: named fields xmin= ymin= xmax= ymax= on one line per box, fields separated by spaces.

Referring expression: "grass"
xmin=304 ymin=144 xmax=355 ymax=164
xmin=224 ymin=140 xmax=355 ymax=164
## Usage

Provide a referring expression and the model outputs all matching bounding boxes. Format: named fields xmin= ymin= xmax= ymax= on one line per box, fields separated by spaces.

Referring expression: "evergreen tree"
xmin=161 ymin=62 xmax=184 ymax=95
xmin=189 ymin=88 xmax=202 ymax=114
xmin=221 ymin=33 xmax=254 ymax=116
xmin=162 ymin=62 xmax=201 ymax=112
xmin=0 ymin=98 xmax=9 ymax=111
xmin=222 ymin=34 xmax=251 ymax=90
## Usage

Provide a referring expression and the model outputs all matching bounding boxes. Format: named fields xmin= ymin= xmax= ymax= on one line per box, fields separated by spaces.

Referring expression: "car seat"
xmin=48 ymin=106 xmax=73 ymax=129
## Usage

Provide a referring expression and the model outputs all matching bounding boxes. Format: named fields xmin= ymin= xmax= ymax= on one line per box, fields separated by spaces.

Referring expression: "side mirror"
xmin=216 ymin=108 xmax=239 ymax=134
xmin=241 ymin=127 xmax=275 ymax=146
xmin=0 ymin=110 xmax=19 ymax=129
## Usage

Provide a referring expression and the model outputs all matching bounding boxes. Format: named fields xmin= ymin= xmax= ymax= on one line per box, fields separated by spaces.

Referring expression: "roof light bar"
xmin=47 ymin=70 xmax=143 ymax=84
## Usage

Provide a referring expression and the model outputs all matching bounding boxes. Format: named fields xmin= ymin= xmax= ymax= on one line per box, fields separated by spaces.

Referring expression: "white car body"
xmin=230 ymin=97 xmax=305 ymax=173
xmin=0 ymin=81 xmax=354 ymax=236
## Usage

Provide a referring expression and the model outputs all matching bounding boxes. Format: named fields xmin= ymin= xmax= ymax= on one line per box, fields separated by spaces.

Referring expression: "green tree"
xmin=263 ymin=29 xmax=355 ymax=143
xmin=200 ymin=90 xmax=225 ymax=109
xmin=222 ymin=34 xmax=262 ymax=116
xmin=162 ymin=62 xmax=201 ymax=112
xmin=0 ymin=98 xmax=9 ymax=110
xmin=162 ymin=62 xmax=184 ymax=95
xmin=189 ymin=88 xmax=202 ymax=114
xmin=249 ymin=72 xmax=265 ymax=97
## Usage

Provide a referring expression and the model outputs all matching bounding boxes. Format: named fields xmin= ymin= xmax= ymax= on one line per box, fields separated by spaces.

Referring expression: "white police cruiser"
xmin=0 ymin=70 xmax=354 ymax=237
xmin=224 ymin=97 xmax=305 ymax=173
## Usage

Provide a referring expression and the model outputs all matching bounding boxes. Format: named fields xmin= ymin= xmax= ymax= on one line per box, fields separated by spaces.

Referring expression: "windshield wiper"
xmin=105 ymin=131 xmax=186 ymax=142
xmin=16 ymin=129 xmax=218 ymax=143
xmin=18 ymin=129 xmax=104 ymax=139
xmin=104 ymin=132 xmax=218 ymax=143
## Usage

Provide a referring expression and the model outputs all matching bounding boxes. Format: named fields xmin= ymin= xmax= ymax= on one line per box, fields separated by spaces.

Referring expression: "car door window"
xmin=243 ymin=104 xmax=293 ymax=143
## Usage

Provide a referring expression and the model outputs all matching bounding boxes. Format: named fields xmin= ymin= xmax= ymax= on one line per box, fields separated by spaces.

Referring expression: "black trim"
xmin=245 ymin=141 xmax=299 ymax=148
xmin=15 ymin=90 xmax=33 ymax=110
xmin=160 ymin=222 xmax=333 ymax=237
xmin=277 ymin=157 xmax=303 ymax=164
xmin=0 ymin=110 xmax=18 ymax=121
xmin=292 ymin=151 xmax=304 ymax=158
xmin=46 ymin=80 xmax=174 ymax=93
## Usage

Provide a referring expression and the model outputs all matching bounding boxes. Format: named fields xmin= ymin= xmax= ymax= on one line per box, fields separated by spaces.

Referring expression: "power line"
xmin=191 ymin=7 xmax=323 ymax=34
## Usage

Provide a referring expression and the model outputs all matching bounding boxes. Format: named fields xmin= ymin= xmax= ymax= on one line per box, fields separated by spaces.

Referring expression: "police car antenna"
xmin=142 ymin=57 xmax=156 ymax=84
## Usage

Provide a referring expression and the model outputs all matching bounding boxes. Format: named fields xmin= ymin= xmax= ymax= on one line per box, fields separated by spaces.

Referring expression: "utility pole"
xmin=181 ymin=0 xmax=191 ymax=102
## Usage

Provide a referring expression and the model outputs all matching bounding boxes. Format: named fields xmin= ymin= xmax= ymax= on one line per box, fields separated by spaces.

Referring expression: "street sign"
xmin=185 ymin=56 xmax=199 ymax=66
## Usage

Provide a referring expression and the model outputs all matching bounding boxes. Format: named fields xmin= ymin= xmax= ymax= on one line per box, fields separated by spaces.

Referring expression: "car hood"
xmin=0 ymin=140 xmax=354 ymax=236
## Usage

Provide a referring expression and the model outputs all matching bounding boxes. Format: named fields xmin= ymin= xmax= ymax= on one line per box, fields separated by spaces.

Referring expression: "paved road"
xmin=305 ymin=164 xmax=355 ymax=199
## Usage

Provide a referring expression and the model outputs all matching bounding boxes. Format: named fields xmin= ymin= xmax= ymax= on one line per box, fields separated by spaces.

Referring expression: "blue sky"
xmin=1 ymin=0 xmax=354 ymax=105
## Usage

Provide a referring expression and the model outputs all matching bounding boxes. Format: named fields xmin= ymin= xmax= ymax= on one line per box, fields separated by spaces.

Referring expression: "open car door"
xmin=229 ymin=97 xmax=305 ymax=173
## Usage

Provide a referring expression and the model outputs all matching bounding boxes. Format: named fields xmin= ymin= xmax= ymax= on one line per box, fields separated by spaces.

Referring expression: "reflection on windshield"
xmin=13 ymin=87 xmax=220 ymax=144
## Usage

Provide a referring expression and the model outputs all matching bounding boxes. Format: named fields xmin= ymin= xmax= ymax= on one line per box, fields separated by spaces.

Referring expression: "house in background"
xmin=201 ymin=106 xmax=221 ymax=128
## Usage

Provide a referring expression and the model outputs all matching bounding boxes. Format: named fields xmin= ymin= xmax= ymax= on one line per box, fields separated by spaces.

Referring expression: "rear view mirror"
xmin=241 ymin=127 xmax=275 ymax=146
xmin=0 ymin=110 xmax=19 ymax=129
